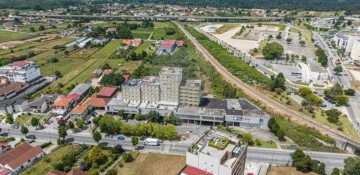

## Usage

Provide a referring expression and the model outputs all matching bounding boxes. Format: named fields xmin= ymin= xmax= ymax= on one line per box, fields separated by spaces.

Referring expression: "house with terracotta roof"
xmin=48 ymin=169 xmax=88 ymax=175
xmin=97 ymin=87 xmax=117 ymax=98
xmin=0 ymin=142 xmax=44 ymax=174
xmin=70 ymin=104 xmax=93 ymax=120
xmin=68 ymin=83 xmax=92 ymax=102
xmin=157 ymin=40 xmax=177 ymax=54
xmin=122 ymin=39 xmax=131 ymax=46
xmin=103 ymin=69 xmax=113 ymax=75
xmin=82 ymin=93 xmax=110 ymax=110
xmin=0 ymin=168 xmax=10 ymax=175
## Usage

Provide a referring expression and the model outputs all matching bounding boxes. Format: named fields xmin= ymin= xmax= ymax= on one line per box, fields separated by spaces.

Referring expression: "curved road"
xmin=175 ymin=22 xmax=360 ymax=149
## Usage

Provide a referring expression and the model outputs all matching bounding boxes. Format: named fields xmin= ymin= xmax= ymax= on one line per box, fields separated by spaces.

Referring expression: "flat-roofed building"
xmin=122 ymin=79 xmax=142 ymax=103
xmin=186 ymin=130 xmax=247 ymax=175
xmin=180 ymin=79 xmax=202 ymax=106
xmin=159 ymin=67 xmax=182 ymax=106
xmin=350 ymin=39 xmax=360 ymax=60
xmin=140 ymin=76 xmax=160 ymax=104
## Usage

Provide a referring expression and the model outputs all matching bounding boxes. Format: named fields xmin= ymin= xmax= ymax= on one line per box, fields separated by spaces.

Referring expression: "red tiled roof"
xmin=67 ymin=169 xmax=88 ymax=175
xmin=122 ymin=39 xmax=131 ymax=46
xmin=97 ymin=87 xmax=117 ymax=98
xmin=47 ymin=170 xmax=67 ymax=175
xmin=180 ymin=165 xmax=213 ymax=175
xmin=122 ymin=74 xmax=129 ymax=80
xmin=133 ymin=38 xmax=142 ymax=46
xmin=9 ymin=61 xmax=28 ymax=67
xmin=53 ymin=96 xmax=74 ymax=107
xmin=83 ymin=93 xmax=110 ymax=108
xmin=71 ymin=104 xmax=89 ymax=114
xmin=0 ymin=169 xmax=10 ymax=175
xmin=160 ymin=40 xmax=176 ymax=49
xmin=66 ymin=93 xmax=81 ymax=101
xmin=0 ymin=142 xmax=8 ymax=147
xmin=177 ymin=40 xmax=184 ymax=47
xmin=0 ymin=142 xmax=43 ymax=170
xmin=103 ymin=69 xmax=113 ymax=75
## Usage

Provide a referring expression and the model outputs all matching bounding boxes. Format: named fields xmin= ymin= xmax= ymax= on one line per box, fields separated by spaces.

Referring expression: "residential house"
xmin=92 ymin=69 xmax=103 ymax=77
xmin=0 ymin=98 xmax=28 ymax=115
xmin=122 ymin=39 xmax=131 ymax=46
xmin=70 ymin=104 xmax=93 ymax=120
xmin=28 ymin=94 xmax=60 ymax=113
xmin=48 ymin=169 xmax=88 ymax=175
xmin=91 ymin=37 xmax=109 ymax=45
xmin=106 ymin=27 xmax=116 ymax=33
xmin=97 ymin=87 xmax=117 ymax=98
xmin=82 ymin=93 xmax=110 ymax=110
xmin=52 ymin=96 xmax=75 ymax=115
xmin=176 ymin=40 xmax=184 ymax=47
xmin=103 ymin=69 xmax=113 ymax=75
xmin=0 ymin=143 xmax=10 ymax=154
xmin=59 ymin=30 xmax=68 ymax=37
xmin=68 ymin=83 xmax=92 ymax=102
xmin=2 ymin=22 xmax=15 ymax=31
xmin=157 ymin=40 xmax=177 ymax=54
xmin=133 ymin=38 xmax=142 ymax=47
xmin=0 ymin=142 xmax=44 ymax=174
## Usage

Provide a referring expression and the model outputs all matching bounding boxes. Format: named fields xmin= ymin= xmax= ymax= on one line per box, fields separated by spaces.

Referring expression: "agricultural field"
xmin=19 ymin=23 xmax=69 ymax=34
xmin=132 ymin=28 xmax=153 ymax=39
xmin=117 ymin=153 xmax=185 ymax=175
xmin=134 ymin=41 xmax=151 ymax=54
xmin=151 ymin=22 xmax=182 ymax=40
xmin=215 ymin=24 xmax=238 ymax=34
xmin=0 ymin=30 xmax=33 ymax=43
xmin=20 ymin=144 xmax=81 ymax=175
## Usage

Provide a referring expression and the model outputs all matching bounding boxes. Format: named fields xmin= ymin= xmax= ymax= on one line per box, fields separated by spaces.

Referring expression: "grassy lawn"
xmin=308 ymin=109 xmax=360 ymax=142
xmin=289 ymin=27 xmax=314 ymax=49
xmin=132 ymin=28 xmax=153 ymax=39
xmin=0 ymin=30 xmax=32 ymax=43
xmin=215 ymin=24 xmax=238 ymax=34
xmin=268 ymin=166 xmax=317 ymax=175
xmin=266 ymin=24 xmax=286 ymax=31
xmin=109 ymin=59 xmax=142 ymax=74
xmin=134 ymin=41 xmax=151 ymax=54
xmin=151 ymin=22 xmax=181 ymax=40
xmin=20 ymin=144 xmax=80 ymax=175
xmin=117 ymin=153 xmax=185 ymax=175
xmin=15 ymin=114 xmax=42 ymax=126
xmin=291 ymin=81 xmax=310 ymax=86
xmin=91 ymin=40 xmax=120 ymax=59
xmin=254 ymin=140 xmax=277 ymax=148
xmin=85 ymin=147 xmax=116 ymax=175
xmin=68 ymin=48 xmax=100 ymax=58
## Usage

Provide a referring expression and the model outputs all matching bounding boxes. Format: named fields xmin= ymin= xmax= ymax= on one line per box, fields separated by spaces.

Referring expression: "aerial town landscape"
xmin=0 ymin=0 xmax=360 ymax=175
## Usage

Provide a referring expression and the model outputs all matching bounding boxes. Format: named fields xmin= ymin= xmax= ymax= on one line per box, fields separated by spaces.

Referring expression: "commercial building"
xmin=0 ymin=98 xmax=28 ymax=114
xmin=333 ymin=32 xmax=348 ymax=49
xmin=122 ymin=79 xmax=142 ymax=103
xmin=185 ymin=130 xmax=247 ymax=175
xmin=0 ymin=61 xmax=41 ymax=83
xmin=350 ymin=39 xmax=360 ymax=60
xmin=0 ymin=142 xmax=44 ymax=174
xmin=345 ymin=35 xmax=360 ymax=54
xmin=180 ymin=79 xmax=202 ymax=106
xmin=157 ymin=40 xmax=177 ymax=54
xmin=159 ymin=67 xmax=182 ymax=106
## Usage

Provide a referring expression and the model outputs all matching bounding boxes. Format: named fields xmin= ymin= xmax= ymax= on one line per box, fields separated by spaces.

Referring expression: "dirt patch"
xmin=119 ymin=153 xmax=185 ymax=175
xmin=268 ymin=166 xmax=318 ymax=175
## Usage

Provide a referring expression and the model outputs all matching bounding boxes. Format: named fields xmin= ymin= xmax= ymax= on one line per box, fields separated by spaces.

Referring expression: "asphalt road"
xmin=175 ymin=22 xmax=360 ymax=148
xmin=0 ymin=126 xmax=353 ymax=173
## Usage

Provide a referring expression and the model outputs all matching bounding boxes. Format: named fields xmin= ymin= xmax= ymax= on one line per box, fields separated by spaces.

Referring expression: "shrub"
xmin=40 ymin=142 xmax=52 ymax=148
xmin=122 ymin=153 xmax=134 ymax=163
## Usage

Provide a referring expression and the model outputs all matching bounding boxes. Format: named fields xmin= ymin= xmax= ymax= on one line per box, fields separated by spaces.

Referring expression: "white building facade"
xmin=0 ymin=61 xmax=41 ymax=83
xmin=350 ymin=40 xmax=360 ymax=60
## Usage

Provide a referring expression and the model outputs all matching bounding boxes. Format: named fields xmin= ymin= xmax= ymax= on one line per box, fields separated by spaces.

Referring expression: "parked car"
xmin=187 ymin=131 xmax=194 ymax=134
xmin=11 ymin=124 xmax=20 ymax=129
xmin=117 ymin=135 xmax=125 ymax=141
xmin=105 ymin=134 xmax=113 ymax=138
xmin=319 ymin=104 xmax=327 ymax=108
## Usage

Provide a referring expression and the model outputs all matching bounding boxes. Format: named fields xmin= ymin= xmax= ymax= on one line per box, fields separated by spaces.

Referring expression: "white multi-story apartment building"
xmin=122 ymin=79 xmax=142 ymax=103
xmin=350 ymin=39 xmax=360 ymax=60
xmin=0 ymin=61 xmax=41 ymax=83
xmin=346 ymin=35 xmax=360 ymax=54
xmin=141 ymin=76 xmax=160 ymax=104
xmin=180 ymin=79 xmax=202 ymax=106
xmin=333 ymin=32 xmax=348 ymax=49
xmin=159 ymin=67 xmax=182 ymax=106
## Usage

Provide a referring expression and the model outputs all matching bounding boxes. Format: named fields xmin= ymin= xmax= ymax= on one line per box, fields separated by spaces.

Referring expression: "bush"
xmin=325 ymin=109 xmax=341 ymax=124
xmin=122 ymin=153 xmax=134 ymax=163
xmin=106 ymin=169 xmax=117 ymax=175
xmin=40 ymin=142 xmax=52 ymax=148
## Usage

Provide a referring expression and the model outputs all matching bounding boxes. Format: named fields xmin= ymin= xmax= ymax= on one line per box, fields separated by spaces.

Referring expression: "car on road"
xmin=25 ymin=135 xmax=36 ymax=140
xmin=117 ymin=135 xmax=125 ymax=141
xmin=0 ymin=133 xmax=9 ymax=137
xmin=11 ymin=124 xmax=20 ymax=129
xmin=85 ymin=120 xmax=91 ymax=125
xmin=187 ymin=131 xmax=194 ymax=134
xmin=105 ymin=134 xmax=113 ymax=138
xmin=319 ymin=104 xmax=327 ymax=108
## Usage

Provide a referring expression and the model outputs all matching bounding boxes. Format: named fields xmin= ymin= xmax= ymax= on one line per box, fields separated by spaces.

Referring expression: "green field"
xmin=134 ymin=41 xmax=151 ymax=54
xmin=15 ymin=114 xmax=42 ymax=126
xmin=0 ymin=30 xmax=32 ymax=42
xmin=20 ymin=145 xmax=80 ymax=175
xmin=132 ymin=28 xmax=153 ymax=39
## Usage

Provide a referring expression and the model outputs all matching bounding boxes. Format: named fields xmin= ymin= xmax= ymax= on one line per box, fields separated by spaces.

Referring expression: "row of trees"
xmin=324 ymin=83 xmax=349 ymax=106
xmin=291 ymin=148 xmax=326 ymax=174
xmin=315 ymin=48 xmax=328 ymax=67
xmin=267 ymin=118 xmax=285 ymax=140
xmin=298 ymin=87 xmax=323 ymax=107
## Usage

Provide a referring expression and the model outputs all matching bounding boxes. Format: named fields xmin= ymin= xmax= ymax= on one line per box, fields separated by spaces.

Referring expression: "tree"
xmin=146 ymin=110 xmax=161 ymax=123
xmin=93 ymin=131 xmax=102 ymax=143
xmin=131 ymin=136 xmax=139 ymax=148
xmin=93 ymin=117 xmax=100 ymax=125
xmin=114 ymin=144 xmax=125 ymax=154
xmin=58 ymin=125 xmax=67 ymax=140
xmin=30 ymin=117 xmax=40 ymax=129
xmin=68 ymin=121 xmax=75 ymax=130
xmin=286 ymin=38 xmax=292 ymax=44
xmin=316 ymin=163 xmax=326 ymax=175
xmin=30 ymin=27 xmax=36 ymax=32
xmin=292 ymin=148 xmax=306 ymax=166
xmin=269 ymin=73 xmax=286 ymax=91
xmin=344 ymin=88 xmax=355 ymax=96
xmin=331 ymin=167 xmax=340 ymax=175
xmin=242 ymin=133 xmax=254 ymax=146
xmin=20 ymin=125 xmax=29 ymax=136
xmin=301 ymin=55 xmax=307 ymax=62
xmin=100 ymin=73 xmax=125 ymax=86
xmin=267 ymin=118 xmax=276 ymax=130
xmin=88 ymin=146 xmax=106 ymax=164
xmin=295 ymin=155 xmax=312 ymax=171
xmin=299 ymin=40 xmax=306 ymax=46
xmin=333 ymin=65 xmax=343 ymax=75
xmin=343 ymin=157 xmax=360 ymax=175
xmin=54 ymin=70 xmax=62 ymax=78
xmin=262 ymin=42 xmax=284 ymax=60
xmin=276 ymin=32 xmax=282 ymax=39
xmin=276 ymin=129 xmax=285 ymax=140
xmin=325 ymin=109 xmax=341 ymax=124
xmin=5 ymin=114 xmax=14 ymax=124
xmin=122 ymin=153 xmax=134 ymax=162
xmin=106 ymin=169 xmax=117 ymax=175
xmin=38 ymin=25 xmax=45 ymax=31
xmin=76 ymin=119 xmax=84 ymax=129
xmin=164 ymin=114 xmax=180 ymax=125
xmin=118 ymin=110 xmax=124 ymax=118
xmin=335 ymin=95 xmax=349 ymax=106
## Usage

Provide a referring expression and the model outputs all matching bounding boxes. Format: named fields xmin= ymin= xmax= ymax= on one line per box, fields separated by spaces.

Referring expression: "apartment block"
xmin=141 ymin=76 xmax=160 ymax=104
xmin=122 ymin=79 xmax=141 ymax=103
xmin=0 ymin=61 xmax=41 ymax=83
xmin=159 ymin=67 xmax=182 ymax=106
xmin=180 ymin=79 xmax=202 ymax=106
xmin=351 ymin=39 xmax=360 ymax=60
